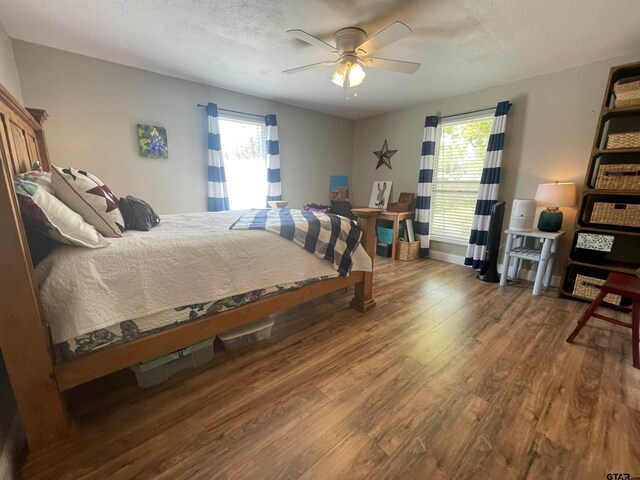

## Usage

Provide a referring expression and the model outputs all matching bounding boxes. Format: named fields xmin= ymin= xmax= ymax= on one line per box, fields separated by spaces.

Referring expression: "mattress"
xmin=36 ymin=211 xmax=371 ymax=345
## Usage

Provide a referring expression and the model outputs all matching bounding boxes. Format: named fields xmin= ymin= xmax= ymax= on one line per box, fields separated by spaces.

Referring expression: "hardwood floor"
xmin=25 ymin=258 xmax=640 ymax=479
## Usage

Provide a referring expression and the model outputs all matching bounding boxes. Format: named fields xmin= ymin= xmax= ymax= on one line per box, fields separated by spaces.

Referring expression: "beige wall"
xmin=352 ymin=52 xmax=640 ymax=274
xmin=13 ymin=41 xmax=353 ymax=215
xmin=0 ymin=22 xmax=22 ymax=480
xmin=0 ymin=24 xmax=22 ymax=103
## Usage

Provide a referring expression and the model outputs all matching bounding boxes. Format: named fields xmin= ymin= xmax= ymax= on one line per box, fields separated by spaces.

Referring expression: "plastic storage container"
xmin=131 ymin=338 xmax=214 ymax=388
xmin=376 ymin=226 xmax=404 ymax=244
xmin=218 ymin=317 xmax=274 ymax=351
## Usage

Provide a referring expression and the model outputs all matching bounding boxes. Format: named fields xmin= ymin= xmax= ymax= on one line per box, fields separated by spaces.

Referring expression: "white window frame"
xmin=218 ymin=113 xmax=267 ymax=210
xmin=429 ymin=112 xmax=494 ymax=246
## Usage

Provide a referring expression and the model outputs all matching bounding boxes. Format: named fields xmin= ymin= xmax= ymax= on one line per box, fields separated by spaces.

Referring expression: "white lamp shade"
xmin=535 ymin=182 xmax=576 ymax=208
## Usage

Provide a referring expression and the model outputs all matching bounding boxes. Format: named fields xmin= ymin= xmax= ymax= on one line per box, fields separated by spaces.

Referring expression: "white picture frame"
xmin=368 ymin=181 xmax=392 ymax=209
xmin=405 ymin=218 xmax=415 ymax=242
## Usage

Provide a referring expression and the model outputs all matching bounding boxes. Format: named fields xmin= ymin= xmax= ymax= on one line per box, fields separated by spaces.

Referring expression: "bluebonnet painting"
xmin=138 ymin=124 xmax=169 ymax=158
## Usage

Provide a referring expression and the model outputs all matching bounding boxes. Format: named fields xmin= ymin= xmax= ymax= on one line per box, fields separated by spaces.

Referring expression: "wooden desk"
xmin=378 ymin=210 xmax=415 ymax=260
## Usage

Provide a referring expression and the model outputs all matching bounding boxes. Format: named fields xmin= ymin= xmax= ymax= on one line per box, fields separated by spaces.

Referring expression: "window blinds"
xmin=431 ymin=116 xmax=494 ymax=243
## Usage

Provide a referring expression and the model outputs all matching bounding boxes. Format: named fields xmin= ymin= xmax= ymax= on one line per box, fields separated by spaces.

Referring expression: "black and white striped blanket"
xmin=230 ymin=209 xmax=362 ymax=275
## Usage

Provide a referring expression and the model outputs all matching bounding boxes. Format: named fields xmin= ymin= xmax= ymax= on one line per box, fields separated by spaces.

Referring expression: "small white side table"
xmin=499 ymin=229 xmax=564 ymax=295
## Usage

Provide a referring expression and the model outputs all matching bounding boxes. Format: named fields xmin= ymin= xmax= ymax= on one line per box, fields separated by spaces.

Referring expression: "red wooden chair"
xmin=566 ymin=272 xmax=640 ymax=368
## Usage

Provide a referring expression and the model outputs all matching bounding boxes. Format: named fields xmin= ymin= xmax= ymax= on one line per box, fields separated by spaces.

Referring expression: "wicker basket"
xmin=397 ymin=239 xmax=419 ymax=261
xmin=607 ymin=132 xmax=640 ymax=149
xmin=573 ymin=274 xmax=622 ymax=305
xmin=613 ymin=80 xmax=640 ymax=108
xmin=614 ymin=79 xmax=640 ymax=94
xmin=595 ymin=163 xmax=640 ymax=190
xmin=590 ymin=202 xmax=640 ymax=227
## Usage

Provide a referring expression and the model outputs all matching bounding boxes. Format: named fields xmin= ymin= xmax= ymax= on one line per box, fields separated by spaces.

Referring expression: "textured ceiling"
xmin=2 ymin=0 xmax=640 ymax=119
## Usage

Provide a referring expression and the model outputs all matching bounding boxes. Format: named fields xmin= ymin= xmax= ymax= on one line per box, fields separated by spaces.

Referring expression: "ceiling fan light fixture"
xmin=331 ymin=69 xmax=345 ymax=87
xmin=348 ymin=63 xmax=366 ymax=87
xmin=330 ymin=62 xmax=349 ymax=87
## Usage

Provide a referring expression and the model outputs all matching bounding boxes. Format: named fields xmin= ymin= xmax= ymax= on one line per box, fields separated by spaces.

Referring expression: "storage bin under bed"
xmin=218 ymin=317 xmax=275 ymax=351
xmin=131 ymin=337 xmax=214 ymax=388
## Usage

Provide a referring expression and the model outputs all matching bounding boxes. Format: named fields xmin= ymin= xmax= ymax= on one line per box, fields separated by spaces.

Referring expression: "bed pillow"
xmin=119 ymin=196 xmax=160 ymax=231
xmin=51 ymin=165 xmax=125 ymax=238
xmin=14 ymin=177 xmax=110 ymax=249
xmin=15 ymin=170 xmax=54 ymax=194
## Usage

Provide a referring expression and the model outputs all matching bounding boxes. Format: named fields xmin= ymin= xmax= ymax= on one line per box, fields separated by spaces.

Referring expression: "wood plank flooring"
xmin=25 ymin=258 xmax=640 ymax=479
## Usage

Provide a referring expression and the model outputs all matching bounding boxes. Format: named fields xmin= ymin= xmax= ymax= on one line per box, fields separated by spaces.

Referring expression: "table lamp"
xmin=535 ymin=181 xmax=577 ymax=232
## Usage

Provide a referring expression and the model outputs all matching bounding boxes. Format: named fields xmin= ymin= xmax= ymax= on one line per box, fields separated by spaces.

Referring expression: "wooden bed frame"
xmin=0 ymin=83 xmax=379 ymax=460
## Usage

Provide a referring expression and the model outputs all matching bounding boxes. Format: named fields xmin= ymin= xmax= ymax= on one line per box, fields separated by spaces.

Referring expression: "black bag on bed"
xmin=119 ymin=195 xmax=160 ymax=231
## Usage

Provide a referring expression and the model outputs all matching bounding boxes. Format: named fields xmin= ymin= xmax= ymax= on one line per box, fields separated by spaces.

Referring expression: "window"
xmin=218 ymin=116 xmax=267 ymax=210
xmin=430 ymin=114 xmax=494 ymax=244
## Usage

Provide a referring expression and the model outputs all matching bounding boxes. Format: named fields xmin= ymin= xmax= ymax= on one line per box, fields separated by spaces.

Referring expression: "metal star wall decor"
xmin=373 ymin=140 xmax=397 ymax=170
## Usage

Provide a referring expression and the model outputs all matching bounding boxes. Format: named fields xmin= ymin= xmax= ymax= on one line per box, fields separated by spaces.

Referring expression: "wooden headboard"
xmin=0 ymin=83 xmax=69 ymax=450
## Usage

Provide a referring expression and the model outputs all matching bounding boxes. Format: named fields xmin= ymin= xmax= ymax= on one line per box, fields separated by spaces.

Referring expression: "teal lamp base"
xmin=538 ymin=208 xmax=563 ymax=232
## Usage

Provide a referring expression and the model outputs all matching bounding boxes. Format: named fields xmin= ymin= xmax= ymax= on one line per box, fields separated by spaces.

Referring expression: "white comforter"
xmin=35 ymin=211 xmax=372 ymax=344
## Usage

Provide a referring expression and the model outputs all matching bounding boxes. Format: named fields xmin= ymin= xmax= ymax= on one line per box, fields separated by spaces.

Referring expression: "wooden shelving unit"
xmin=559 ymin=60 xmax=640 ymax=302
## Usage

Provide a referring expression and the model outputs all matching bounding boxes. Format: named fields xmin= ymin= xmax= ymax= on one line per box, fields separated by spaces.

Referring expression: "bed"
xmin=0 ymin=82 xmax=380 ymax=462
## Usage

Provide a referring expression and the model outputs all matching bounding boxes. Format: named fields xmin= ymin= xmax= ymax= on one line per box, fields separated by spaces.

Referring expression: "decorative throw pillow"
xmin=51 ymin=165 xmax=125 ymax=238
xmin=119 ymin=196 xmax=161 ymax=231
xmin=14 ymin=177 xmax=110 ymax=249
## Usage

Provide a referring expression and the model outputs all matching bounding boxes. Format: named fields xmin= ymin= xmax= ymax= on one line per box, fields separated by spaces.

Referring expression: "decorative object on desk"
xmin=137 ymin=124 xmax=168 ymax=158
xmin=508 ymin=199 xmax=536 ymax=232
xmin=575 ymin=232 xmax=614 ymax=252
xmin=373 ymin=140 xmax=397 ymax=170
xmin=268 ymin=200 xmax=288 ymax=209
xmin=535 ymin=181 xmax=576 ymax=232
xmin=595 ymin=164 xmax=640 ymax=191
xmin=330 ymin=175 xmax=350 ymax=200
xmin=387 ymin=192 xmax=414 ymax=212
xmin=369 ymin=180 xmax=392 ymax=209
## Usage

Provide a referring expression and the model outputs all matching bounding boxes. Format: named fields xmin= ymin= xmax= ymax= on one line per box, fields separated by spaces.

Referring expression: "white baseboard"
xmin=0 ymin=415 xmax=24 ymax=480
xmin=429 ymin=251 xmax=466 ymax=265
xmin=428 ymin=252 xmax=561 ymax=288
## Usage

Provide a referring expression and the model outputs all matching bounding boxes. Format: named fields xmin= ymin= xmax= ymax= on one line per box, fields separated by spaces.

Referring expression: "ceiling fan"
xmin=283 ymin=21 xmax=420 ymax=91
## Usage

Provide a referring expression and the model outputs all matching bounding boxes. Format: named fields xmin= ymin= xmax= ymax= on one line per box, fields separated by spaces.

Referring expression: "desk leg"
xmin=500 ymin=233 xmax=513 ymax=287
xmin=543 ymin=238 xmax=557 ymax=288
xmin=391 ymin=215 xmax=400 ymax=259
xmin=533 ymin=238 xmax=552 ymax=295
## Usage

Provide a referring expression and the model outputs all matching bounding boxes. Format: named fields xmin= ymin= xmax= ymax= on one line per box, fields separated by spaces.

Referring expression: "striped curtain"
xmin=464 ymin=101 xmax=511 ymax=268
xmin=265 ymin=114 xmax=282 ymax=205
xmin=415 ymin=116 xmax=439 ymax=258
xmin=206 ymin=103 xmax=230 ymax=211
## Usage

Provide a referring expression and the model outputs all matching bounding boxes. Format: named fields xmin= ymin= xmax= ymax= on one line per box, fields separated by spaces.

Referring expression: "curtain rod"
xmin=439 ymin=103 xmax=513 ymax=120
xmin=197 ymin=104 xmax=265 ymax=119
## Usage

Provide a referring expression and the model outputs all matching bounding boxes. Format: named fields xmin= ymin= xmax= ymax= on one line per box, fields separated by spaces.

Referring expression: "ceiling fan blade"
xmin=287 ymin=29 xmax=338 ymax=53
xmin=356 ymin=21 xmax=412 ymax=55
xmin=282 ymin=60 xmax=336 ymax=75
xmin=362 ymin=57 xmax=421 ymax=74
